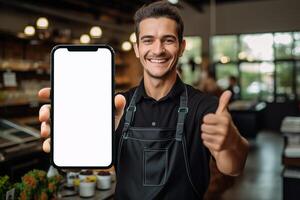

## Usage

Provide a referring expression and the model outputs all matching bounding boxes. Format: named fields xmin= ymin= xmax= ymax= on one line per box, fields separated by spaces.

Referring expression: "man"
xmin=227 ymin=75 xmax=240 ymax=102
xmin=39 ymin=1 xmax=248 ymax=199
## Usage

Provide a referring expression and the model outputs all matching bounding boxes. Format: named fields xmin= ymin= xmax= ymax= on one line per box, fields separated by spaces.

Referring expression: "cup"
xmin=79 ymin=170 xmax=94 ymax=181
xmin=96 ymin=172 xmax=112 ymax=190
xmin=66 ymin=172 xmax=79 ymax=187
xmin=79 ymin=181 xmax=96 ymax=197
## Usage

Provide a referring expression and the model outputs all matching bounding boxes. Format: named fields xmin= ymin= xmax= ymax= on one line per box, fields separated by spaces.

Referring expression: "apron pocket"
xmin=143 ymin=148 xmax=168 ymax=186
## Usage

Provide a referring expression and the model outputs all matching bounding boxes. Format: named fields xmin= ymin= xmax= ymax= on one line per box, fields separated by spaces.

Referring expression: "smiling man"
xmin=39 ymin=1 xmax=249 ymax=199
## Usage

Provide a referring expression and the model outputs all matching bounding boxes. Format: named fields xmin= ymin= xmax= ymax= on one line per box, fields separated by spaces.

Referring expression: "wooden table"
xmin=60 ymin=182 xmax=116 ymax=200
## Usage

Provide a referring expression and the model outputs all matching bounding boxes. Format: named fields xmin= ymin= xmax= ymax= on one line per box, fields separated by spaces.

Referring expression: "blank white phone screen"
xmin=53 ymin=47 xmax=112 ymax=167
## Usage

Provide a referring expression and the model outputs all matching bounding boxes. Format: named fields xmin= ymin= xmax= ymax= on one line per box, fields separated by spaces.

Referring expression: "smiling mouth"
xmin=147 ymin=58 xmax=169 ymax=63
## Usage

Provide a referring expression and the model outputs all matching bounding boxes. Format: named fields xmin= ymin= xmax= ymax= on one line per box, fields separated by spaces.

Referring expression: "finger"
xmin=203 ymin=113 xmax=219 ymax=125
xmin=43 ymin=138 xmax=51 ymax=153
xmin=38 ymin=88 xmax=51 ymax=99
xmin=216 ymin=90 xmax=232 ymax=114
xmin=115 ymin=94 xmax=126 ymax=117
xmin=201 ymin=124 xmax=223 ymax=135
xmin=203 ymin=140 xmax=221 ymax=152
xmin=39 ymin=104 xmax=51 ymax=122
xmin=203 ymin=114 xmax=231 ymax=128
xmin=201 ymin=133 xmax=220 ymax=144
xmin=41 ymin=121 xmax=50 ymax=138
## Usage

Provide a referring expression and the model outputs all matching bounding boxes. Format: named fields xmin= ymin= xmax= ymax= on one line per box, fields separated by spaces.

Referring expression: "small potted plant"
xmin=79 ymin=170 xmax=94 ymax=181
xmin=96 ymin=171 xmax=112 ymax=190
xmin=0 ymin=175 xmax=12 ymax=199
xmin=79 ymin=176 xmax=96 ymax=198
xmin=14 ymin=169 xmax=63 ymax=200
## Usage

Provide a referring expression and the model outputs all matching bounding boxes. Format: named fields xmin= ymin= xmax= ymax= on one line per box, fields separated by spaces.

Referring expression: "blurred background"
xmin=0 ymin=0 xmax=299 ymax=199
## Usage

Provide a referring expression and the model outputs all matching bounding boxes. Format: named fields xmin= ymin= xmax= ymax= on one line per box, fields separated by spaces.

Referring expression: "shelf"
xmin=281 ymin=116 xmax=300 ymax=168
xmin=0 ymin=68 xmax=49 ymax=72
xmin=283 ymin=168 xmax=300 ymax=179
xmin=0 ymin=99 xmax=49 ymax=107
xmin=282 ymin=156 xmax=300 ymax=168
xmin=0 ymin=69 xmax=50 ymax=75
xmin=281 ymin=117 xmax=300 ymax=133
xmin=285 ymin=143 xmax=300 ymax=157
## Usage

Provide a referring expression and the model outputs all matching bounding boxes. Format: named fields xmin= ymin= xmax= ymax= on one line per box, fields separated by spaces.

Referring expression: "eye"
xmin=142 ymin=39 xmax=153 ymax=45
xmin=164 ymin=38 xmax=175 ymax=44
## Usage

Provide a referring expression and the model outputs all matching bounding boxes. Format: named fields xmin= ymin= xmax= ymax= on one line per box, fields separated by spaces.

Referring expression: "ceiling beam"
xmin=0 ymin=0 xmax=132 ymax=34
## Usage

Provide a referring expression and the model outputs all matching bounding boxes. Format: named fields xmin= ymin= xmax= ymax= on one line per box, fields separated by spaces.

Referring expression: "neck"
xmin=143 ymin=71 xmax=177 ymax=101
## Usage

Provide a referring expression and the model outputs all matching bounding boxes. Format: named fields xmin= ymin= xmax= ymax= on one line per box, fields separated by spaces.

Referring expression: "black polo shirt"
xmin=114 ymin=76 xmax=218 ymax=194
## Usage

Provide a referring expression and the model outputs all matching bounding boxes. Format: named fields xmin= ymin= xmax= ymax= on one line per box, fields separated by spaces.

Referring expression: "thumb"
xmin=38 ymin=87 xmax=51 ymax=99
xmin=115 ymin=94 xmax=126 ymax=117
xmin=216 ymin=90 xmax=232 ymax=114
xmin=114 ymin=94 xmax=126 ymax=131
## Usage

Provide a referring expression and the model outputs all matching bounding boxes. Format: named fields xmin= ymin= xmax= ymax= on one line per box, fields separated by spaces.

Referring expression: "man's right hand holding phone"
xmin=38 ymin=88 xmax=126 ymax=153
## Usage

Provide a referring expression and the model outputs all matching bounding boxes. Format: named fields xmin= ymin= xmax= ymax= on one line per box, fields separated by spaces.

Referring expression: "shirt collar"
xmin=135 ymin=75 xmax=185 ymax=103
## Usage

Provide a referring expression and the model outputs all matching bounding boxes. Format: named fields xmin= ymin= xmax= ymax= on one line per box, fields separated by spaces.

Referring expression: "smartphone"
xmin=51 ymin=45 xmax=114 ymax=168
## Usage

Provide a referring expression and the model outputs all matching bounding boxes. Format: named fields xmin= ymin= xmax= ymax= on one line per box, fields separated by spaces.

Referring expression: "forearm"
xmin=212 ymin=132 xmax=249 ymax=176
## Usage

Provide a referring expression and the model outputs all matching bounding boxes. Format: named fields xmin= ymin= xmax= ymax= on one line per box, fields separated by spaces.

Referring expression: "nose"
xmin=152 ymin=40 xmax=165 ymax=55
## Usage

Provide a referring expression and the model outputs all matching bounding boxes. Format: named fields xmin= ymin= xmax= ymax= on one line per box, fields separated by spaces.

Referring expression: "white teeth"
xmin=149 ymin=59 xmax=167 ymax=63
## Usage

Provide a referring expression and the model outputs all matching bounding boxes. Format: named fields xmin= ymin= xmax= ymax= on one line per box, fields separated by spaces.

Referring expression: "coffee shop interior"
xmin=0 ymin=0 xmax=300 ymax=199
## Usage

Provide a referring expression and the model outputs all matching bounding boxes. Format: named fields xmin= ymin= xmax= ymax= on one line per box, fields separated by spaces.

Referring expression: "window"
xmin=260 ymin=62 xmax=275 ymax=102
xmin=240 ymin=34 xmax=274 ymax=61
xmin=179 ymin=36 xmax=202 ymax=86
xmin=240 ymin=62 xmax=274 ymax=101
xmin=274 ymin=33 xmax=293 ymax=59
xmin=215 ymin=63 xmax=239 ymax=89
xmin=240 ymin=63 xmax=260 ymax=100
xmin=297 ymin=62 xmax=300 ymax=98
xmin=211 ymin=35 xmax=238 ymax=62
xmin=294 ymin=32 xmax=300 ymax=58
xmin=212 ymin=31 xmax=299 ymax=102
xmin=276 ymin=61 xmax=294 ymax=101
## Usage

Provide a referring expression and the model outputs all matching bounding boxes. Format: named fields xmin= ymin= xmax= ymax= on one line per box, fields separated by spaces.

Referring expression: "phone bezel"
xmin=50 ymin=44 xmax=115 ymax=169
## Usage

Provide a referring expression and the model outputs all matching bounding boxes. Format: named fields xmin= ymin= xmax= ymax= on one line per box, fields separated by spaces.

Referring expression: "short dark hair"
xmin=229 ymin=76 xmax=237 ymax=82
xmin=134 ymin=1 xmax=184 ymax=43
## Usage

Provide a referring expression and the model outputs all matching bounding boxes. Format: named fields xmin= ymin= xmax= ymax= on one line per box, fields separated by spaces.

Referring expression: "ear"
xmin=179 ymin=39 xmax=186 ymax=57
xmin=133 ymin=43 xmax=140 ymax=58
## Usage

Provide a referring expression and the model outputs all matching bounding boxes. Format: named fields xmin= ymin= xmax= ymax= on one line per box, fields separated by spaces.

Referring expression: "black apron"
xmin=115 ymin=86 xmax=203 ymax=199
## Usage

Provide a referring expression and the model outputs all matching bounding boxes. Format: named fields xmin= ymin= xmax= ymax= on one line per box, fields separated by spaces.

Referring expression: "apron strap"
xmin=175 ymin=85 xmax=188 ymax=141
xmin=122 ymin=85 xmax=188 ymax=141
xmin=122 ymin=88 xmax=139 ymax=134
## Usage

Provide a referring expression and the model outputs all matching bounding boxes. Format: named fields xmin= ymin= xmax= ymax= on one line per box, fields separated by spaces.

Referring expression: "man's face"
xmin=134 ymin=17 xmax=185 ymax=79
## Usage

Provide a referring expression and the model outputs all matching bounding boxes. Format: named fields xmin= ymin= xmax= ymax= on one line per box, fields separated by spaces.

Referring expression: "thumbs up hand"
xmin=201 ymin=90 xmax=249 ymax=176
xmin=201 ymin=90 xmax=238 ymax=155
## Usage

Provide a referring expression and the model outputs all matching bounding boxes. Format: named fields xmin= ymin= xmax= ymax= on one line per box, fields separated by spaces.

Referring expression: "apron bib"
xmin=115 ymin=86 xmax=202 ymax=199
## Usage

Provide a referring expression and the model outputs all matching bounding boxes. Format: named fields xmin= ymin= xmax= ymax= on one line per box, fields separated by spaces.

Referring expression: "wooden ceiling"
xmin=0 ymin=0 xmax=264 ymax=46
xmin=0 ymin=0 xmax=262 ymax=24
